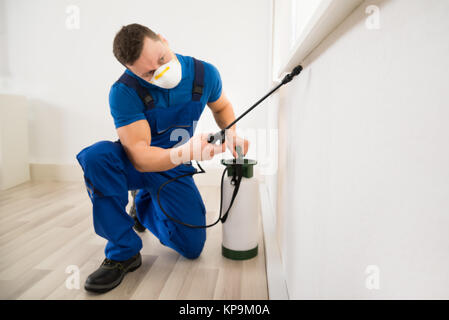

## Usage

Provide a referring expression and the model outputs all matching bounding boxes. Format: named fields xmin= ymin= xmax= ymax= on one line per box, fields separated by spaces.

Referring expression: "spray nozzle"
xmin=281 ymin=64 xmax=303 ymax=84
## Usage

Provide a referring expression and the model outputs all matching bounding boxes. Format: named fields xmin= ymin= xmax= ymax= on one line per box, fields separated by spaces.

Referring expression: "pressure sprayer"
xmin=156 ymin=64 xmax=303 ymax=260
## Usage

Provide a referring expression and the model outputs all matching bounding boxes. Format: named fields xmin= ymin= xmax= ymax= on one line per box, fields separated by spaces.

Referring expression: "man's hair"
xmin=113 ymin=24 xmax=160 ymax=66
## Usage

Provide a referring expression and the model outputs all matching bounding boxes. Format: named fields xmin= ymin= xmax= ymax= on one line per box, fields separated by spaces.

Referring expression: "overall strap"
xmin=117 ymin=72 xmax=155 ymax=110
xmin=192 ymin=57 xmax=205 ymax=101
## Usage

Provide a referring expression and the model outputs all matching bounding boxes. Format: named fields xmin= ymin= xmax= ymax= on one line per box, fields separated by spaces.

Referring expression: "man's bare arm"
xmin=116 ymin=119 xmax=185 ymax=172
xmin=116 ymin=119 xmax=225 ymax=172
xmin=208 ymin=90 xmax=250 ymax=158
xmin=208 ymin=90 xmax=237 ymax=134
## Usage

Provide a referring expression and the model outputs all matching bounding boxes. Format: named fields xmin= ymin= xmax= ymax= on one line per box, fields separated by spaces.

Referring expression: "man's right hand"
xmin=171 ymin=132 xmax=226 ymax=163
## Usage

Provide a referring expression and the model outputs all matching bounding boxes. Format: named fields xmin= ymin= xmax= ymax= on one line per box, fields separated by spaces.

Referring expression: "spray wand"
xmin=207 ymin=64 xmax=303 ymax=145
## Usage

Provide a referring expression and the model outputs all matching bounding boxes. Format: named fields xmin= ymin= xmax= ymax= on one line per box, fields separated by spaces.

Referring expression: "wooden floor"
xmin=0 ymin=180 xmax=268 ymax=300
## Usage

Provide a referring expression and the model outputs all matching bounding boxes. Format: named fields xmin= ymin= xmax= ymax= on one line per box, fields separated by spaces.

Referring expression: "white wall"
xmin=276 ymin=0 xmax=449 ymax=299
xmin=0 ymin=0 xmax=271 ymax=169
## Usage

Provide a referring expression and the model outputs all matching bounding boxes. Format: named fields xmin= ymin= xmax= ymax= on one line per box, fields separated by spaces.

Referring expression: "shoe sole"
xmin=84 ymin=255 xmax=142 ymax=294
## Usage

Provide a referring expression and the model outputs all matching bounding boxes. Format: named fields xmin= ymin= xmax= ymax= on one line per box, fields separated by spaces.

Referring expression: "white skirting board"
xmin=259 ymin=182 xmax=289 ymax=300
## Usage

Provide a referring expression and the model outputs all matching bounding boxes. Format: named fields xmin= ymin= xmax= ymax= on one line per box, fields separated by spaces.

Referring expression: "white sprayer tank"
xmin=220 ymin=158 xmax=259 ymax=260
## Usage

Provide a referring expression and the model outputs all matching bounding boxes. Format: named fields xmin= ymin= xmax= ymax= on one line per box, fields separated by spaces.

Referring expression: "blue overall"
xmin=76 ymin=58 xmax=207 ymax=261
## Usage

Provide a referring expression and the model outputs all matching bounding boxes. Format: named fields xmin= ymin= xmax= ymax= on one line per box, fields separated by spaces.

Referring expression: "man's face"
xmin=126 ymin=35 xmax=175 ymax=83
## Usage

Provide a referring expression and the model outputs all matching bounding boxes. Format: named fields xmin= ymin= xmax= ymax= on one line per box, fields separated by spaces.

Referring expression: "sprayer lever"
xmin=207 ymin=130 xmax=226 ymax=145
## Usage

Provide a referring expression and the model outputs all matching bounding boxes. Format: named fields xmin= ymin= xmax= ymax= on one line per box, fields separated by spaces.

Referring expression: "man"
xmin=76 ymin=23 xmax=249 ymax=293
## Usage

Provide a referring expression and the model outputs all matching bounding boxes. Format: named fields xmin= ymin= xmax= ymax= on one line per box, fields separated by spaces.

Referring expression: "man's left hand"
xmin=225 ymin=130 xmax=250 ymax=158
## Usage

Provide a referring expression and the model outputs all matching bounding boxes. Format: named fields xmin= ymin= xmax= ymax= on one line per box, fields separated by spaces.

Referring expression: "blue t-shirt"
xmin=109 ymin=53 xmax=222 ymax=129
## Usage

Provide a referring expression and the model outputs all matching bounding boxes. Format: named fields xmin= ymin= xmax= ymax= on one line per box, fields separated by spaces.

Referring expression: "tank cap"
xmin=220 ymin=158 xmax=257 ymax=179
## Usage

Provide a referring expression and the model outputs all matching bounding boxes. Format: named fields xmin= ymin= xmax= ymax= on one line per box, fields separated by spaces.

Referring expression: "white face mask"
xmin=149 ymin=55 xmax=182 ymax=89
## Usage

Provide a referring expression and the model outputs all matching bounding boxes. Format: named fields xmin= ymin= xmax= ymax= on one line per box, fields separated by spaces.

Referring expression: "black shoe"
xmin=130 ymin=190 xmax=146 ymax=233
xmin=84 ymin=253 xmax=142 ymax=293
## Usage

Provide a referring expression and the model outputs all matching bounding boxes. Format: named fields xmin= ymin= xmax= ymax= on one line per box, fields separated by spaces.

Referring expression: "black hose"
xmin=156 ymin=160 xmax=231 ymax=229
